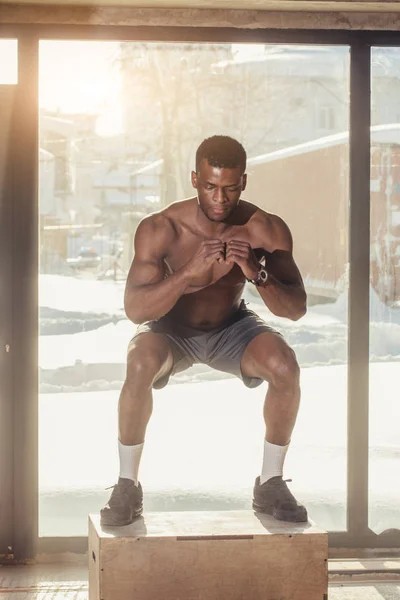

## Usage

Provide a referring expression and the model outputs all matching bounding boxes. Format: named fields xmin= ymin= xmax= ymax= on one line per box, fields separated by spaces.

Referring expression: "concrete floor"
xmin=0 ymin=563 xmax=88 ymax=599
xmin=1 ymin=563 xmax=400 ymax=599
xmin=329 ymin=584 xmax=400 ymax=600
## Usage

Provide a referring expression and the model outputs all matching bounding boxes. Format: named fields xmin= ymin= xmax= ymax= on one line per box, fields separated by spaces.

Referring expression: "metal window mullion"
xmin=12 ymin=33 xmax=39 ymax=560
xmin=347 ymin=42 xmax=371 ymax=540
xmin=0 ymin=87 xmax=16 ymax=557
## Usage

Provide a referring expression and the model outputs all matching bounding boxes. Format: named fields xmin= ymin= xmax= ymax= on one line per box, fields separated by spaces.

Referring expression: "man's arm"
xmin=124 ymin=215 xmax=190 ymax=324
xmin=124 ymin=214 xmax=225 ymax=324
xmin=225 ymin=215 xmax=306 ymax=321
xmin=256 ymin=217 xmax=306 ymax=321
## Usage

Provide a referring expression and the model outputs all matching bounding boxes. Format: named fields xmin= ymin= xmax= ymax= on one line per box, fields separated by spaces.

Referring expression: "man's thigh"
xmin=127 ymin=332 xmax=175 ymax=386
xmin=240 ymin=331 xmax=298 ymax=382
xmin=207 ymin=309 xmax=280 ymax=388
xmin=129 ymin=329 xmax=192 ymax=389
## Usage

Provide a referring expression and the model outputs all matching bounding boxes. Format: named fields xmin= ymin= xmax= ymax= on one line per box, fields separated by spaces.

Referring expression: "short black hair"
xmin=195 ymin=135 xmax=246 ymax=173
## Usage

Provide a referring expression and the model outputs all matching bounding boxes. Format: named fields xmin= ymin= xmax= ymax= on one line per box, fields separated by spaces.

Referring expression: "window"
xmin=369 ymin=47 xmax=400 ymax=535
xmin=38 ymin=41 xmax=349 ymax=537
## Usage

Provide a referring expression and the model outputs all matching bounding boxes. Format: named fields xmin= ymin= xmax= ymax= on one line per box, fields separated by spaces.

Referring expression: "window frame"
xmin=0 ymin=23 xmax=399 ymax=558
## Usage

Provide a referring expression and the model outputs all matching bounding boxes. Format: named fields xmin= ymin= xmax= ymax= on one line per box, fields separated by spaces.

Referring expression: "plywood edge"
xmin=89 ymin=511 xmax=327 ymax=541
xmin=88 ymin=516 xmax=100 ymax=600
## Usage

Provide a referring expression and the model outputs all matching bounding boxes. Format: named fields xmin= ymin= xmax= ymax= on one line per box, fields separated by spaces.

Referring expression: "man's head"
xmin=192 ymin=135 xmax=247 ymax=223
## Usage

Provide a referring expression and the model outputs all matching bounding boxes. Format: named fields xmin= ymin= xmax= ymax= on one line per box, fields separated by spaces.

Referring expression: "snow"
xmin=39 ymin=275 xmax=400 ymax=390
xmin=39 ymin=274 xmax=126 ymax=315
xmin=248 ymin=123 xmax=400 ymax=167
xmin=37 ymin=274 xmax=400 ymax=537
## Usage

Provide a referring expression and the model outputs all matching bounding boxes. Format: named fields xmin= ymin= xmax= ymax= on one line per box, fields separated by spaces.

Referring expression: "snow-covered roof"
xmin=39 ymin=148 xmax=54 ymax=161
xmin=40 ymin=115 xmax=75 ymax=137
xmin=248 ymin=123 xmax=400 ymax=166
xmin=93 ymin=159 xmax=162 ymax=189
xmin=217 ymin=45 xmax=400 ymax=79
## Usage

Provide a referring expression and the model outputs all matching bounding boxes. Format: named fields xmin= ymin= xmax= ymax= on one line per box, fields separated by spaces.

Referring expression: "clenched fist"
xmin=225 ymin=240 xmax=260 ymax=281
xmin=182 ymin=239 xmax=226 ymax=283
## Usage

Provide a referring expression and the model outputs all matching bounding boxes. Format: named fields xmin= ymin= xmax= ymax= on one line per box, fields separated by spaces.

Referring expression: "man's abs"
xmin=167 ymin=280 xmax=245 ymax=330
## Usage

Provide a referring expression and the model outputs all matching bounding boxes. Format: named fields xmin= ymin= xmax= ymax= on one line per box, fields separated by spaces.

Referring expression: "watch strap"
xmin=246 ymin=265 xmax=268 ymax=286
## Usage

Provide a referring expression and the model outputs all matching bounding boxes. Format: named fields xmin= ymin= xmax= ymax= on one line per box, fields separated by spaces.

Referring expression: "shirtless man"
xmin=100 ymin=135 xmax=308 ymax=526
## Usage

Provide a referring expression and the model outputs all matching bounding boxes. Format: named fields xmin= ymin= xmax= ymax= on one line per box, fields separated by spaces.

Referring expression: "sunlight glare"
xmin=95 ymin=108 xmax=124 ymax=137
xmin=39 ymin=41 xmax=121 ymax=115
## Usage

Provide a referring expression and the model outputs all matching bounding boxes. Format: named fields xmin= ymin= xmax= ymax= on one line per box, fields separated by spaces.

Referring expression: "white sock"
xmin=260 ymin=439 xmax=289 ymax=485
xmin=118 ymin=441 xmax=144 ymax=486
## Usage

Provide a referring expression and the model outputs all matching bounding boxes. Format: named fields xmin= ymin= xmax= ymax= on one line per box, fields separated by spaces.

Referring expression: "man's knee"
xmin=126 ymin=346 xmax=166 ymax=387
xmin=265 ymin=347 xmax=300 ymax=389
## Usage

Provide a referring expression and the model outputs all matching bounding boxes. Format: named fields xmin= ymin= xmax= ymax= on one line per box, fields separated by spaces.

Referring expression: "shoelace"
xmin=104 ymin=483 xmax=131 ymax=508
xmin=278 ymin=478 xmax=298 ymax=504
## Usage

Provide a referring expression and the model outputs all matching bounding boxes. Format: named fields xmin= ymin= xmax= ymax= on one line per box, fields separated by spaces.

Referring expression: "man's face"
xmin=191 ymin=159 xmax=247 ymax=223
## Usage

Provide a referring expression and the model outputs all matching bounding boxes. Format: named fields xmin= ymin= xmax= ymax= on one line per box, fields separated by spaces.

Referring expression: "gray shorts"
xmin=133 ymin=300 xmax=280 ymax=389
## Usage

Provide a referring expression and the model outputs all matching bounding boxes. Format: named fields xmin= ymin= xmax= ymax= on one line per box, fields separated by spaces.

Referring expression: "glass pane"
xmin=369 ymin=48 xmax=400 ymax=534
xmin=39 ymin=41 xmax=349 ymax=536
xmin=0 ymin=40 xmax=17 ymax=84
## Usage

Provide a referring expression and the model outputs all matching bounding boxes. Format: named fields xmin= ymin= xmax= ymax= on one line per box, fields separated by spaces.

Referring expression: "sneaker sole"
xmin=252 ymin=501 xmax=308 ymax=523
xmin=100 ymin=507 xmax=143 ymax=527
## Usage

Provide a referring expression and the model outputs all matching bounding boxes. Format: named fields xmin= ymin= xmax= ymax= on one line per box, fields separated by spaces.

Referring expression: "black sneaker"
xmin=100 ymin=477 xmax=143 ymax=526
xmin=252 ymin=476 xmax=308 ymax=523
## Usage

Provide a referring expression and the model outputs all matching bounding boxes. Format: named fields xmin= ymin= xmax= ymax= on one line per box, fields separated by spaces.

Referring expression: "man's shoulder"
xmin=143 ymin=199 xmax=193 ymax=226
xmin=242 ymin=201 xmax=283 ymax=231
xmin=135 ymin=211 xmax=177 ymax=249
xmin=164 ymin=197 xmax=195 ymax=219
xmin=242 ymin=202 xmax=291 ymax=248
xmin=136 ymin=199 xmax=194 ymax=244
xmin=139 ymin=202 xmax=183 ymax=230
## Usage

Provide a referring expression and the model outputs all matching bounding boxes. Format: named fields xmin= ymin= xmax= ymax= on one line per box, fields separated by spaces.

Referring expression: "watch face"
xmin=259 ymin=268 xmax=268 ymax=282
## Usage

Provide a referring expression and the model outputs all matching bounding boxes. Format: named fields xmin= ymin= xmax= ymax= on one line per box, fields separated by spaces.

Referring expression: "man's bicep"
xmin=127 ymin=256 xmax=166 ymax=288
xmin=126 ymin=217 xmax=169 ymax=288
xmin=266 ymin=217 xmax=304 ymax=288
xmin=266 ymin=250 xmax=304 ymax=288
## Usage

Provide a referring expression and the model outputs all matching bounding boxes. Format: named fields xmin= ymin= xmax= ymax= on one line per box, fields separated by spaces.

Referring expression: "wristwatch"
xmin=247 ymin=265 xmax=269 ymax=287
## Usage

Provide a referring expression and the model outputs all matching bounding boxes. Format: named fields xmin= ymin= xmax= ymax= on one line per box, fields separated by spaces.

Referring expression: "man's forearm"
xmin=125 ymin=269 xmax=191 ymax=324
xmin=257 ymin=275 xmax=307 ymax=321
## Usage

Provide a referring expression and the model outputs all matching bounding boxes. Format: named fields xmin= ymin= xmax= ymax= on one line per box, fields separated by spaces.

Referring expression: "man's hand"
xmin=182 ymin=239 xmax=226 ymax=283
xmin=225 ymin=240 xmax=260 ymax=280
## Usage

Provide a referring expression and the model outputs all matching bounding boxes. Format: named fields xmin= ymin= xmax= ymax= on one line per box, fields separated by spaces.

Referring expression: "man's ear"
xmin=242 ymin=173 xmax=247 ymax=191
xmin=191 ymin=171 xmax=198 ymax=189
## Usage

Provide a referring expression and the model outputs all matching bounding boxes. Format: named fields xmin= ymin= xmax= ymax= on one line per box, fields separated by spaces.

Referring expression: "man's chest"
xmin=166 ymin=228 xmax=246 ymax=266
xmin=164 ymin=227 xmax=263 ymax=288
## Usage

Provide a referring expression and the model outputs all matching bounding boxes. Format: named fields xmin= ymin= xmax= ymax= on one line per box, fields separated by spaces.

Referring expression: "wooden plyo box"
xmin=89 ymin=511 xmax=328 ymax=600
